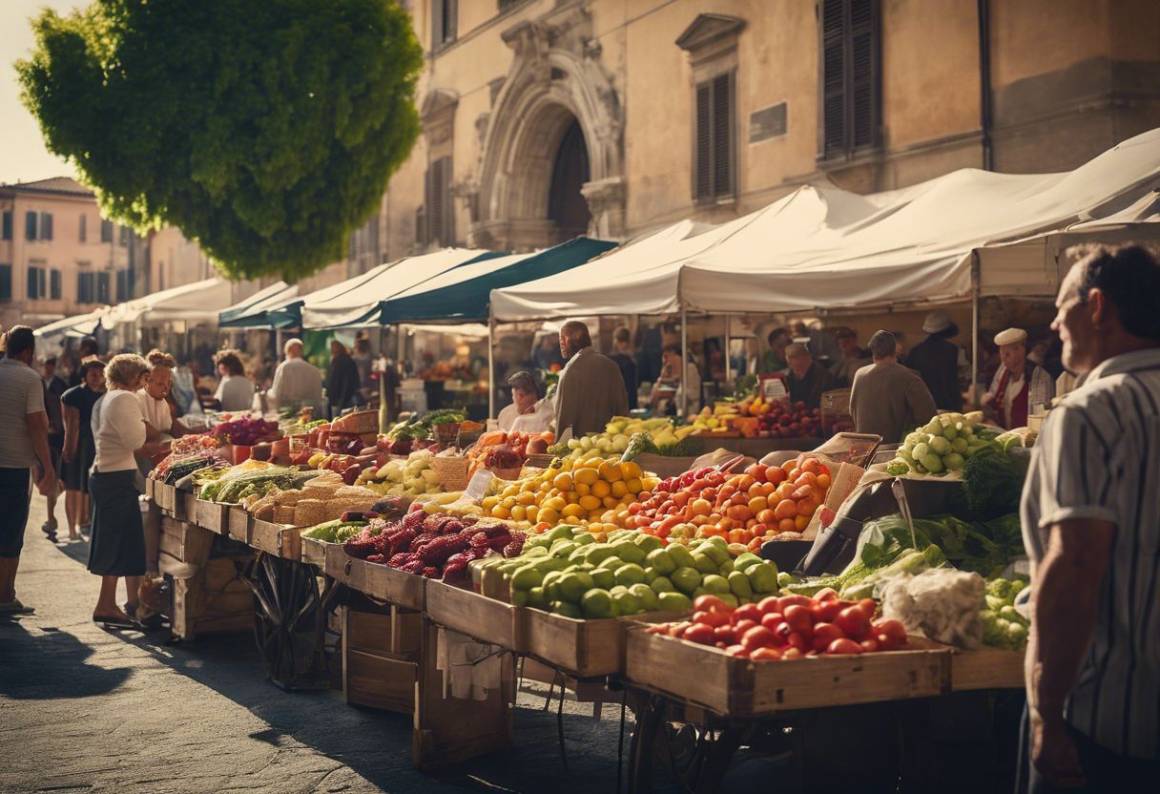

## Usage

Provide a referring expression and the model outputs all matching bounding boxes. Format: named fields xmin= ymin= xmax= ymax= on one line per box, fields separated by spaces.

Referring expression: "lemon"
xmin=620 ymin=461 xmax=643 ymax=481
xmin=574 ymin=482 xmax=590 ymax=497
xmin=482 ymin=496 xmax=499 ymax=509
xmin=611 ymin=481 xmax=628 ymax=498
xmin=511 ymin=505 xmax=527 ymax=521
xmin=579 ymin=494 xmax=601 ymax=512
xmin=602 ymin=495 xmax=619 ymax=509
xmin=562 ymin=503 xmax=584 ymax=519
xmin=537 ymin=507 xmax=558 ymax=524
xmin=574 ymin=467 xmax=599 ymax=486
xmin=626 ymin=477 xmax=643 ymax=494
xmin=544 ymin=496 xmax=566 ymax=512
xmin=525 ymin=505 xmax=538 ymax=522
xmin=517 ymin=491 xmax=535 ymax=505
xmin=492 ymin=505 xmax=511 ymax=519
xmin=553 ymin=472 xmax=573 ymax=491
xmin=502 ymin=485 xmax=519 ymax=498
xmin=501 ymin=496 xmax=517 ymax=509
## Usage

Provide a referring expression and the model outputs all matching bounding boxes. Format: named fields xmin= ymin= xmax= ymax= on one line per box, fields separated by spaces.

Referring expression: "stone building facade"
xmin=355 ymin=0 xmax=1159 ymax=261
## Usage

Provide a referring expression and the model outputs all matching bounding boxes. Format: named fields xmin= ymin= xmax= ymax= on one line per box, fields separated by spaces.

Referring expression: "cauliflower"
xmin=882 ymin=568 xmax=986 ymax=649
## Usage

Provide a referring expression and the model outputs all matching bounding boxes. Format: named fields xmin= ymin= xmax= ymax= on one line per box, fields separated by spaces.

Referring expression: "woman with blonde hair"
xmin=88 ymin=354 xmax=150 ymax=628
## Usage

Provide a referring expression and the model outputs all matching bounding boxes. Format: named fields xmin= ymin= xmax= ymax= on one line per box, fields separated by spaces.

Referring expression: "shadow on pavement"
xmin=51 ymin=536 xmax=92 ymax=567
xmin=0 ymin=620 xmax=133 ymax=700
xmin=104 ymin=628 xmax=629 ymax=793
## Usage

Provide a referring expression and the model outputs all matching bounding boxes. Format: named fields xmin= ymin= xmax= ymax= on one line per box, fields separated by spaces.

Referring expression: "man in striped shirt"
xmin=1019 ymin=244 xmax=1160 ymax=791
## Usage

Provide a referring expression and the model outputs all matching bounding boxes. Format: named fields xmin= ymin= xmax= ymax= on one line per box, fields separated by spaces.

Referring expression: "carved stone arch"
xmin=467 ymin=10 xmax=625 ymax=251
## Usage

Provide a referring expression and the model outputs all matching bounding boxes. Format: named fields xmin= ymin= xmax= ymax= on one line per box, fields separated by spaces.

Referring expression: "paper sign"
xmin=761 ymin=376 xmax=787 ymax=402
xmin=463 ymin=469 xmax=495 ymax=501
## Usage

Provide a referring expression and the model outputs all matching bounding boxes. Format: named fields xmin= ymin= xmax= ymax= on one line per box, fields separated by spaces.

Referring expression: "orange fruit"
xmin=774 ymin=499 xmax=798 ymax=520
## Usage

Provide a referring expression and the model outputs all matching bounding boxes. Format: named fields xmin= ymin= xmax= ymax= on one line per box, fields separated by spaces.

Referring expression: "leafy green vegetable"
xmin=962 ymin=448 xmax=1028 ymax=520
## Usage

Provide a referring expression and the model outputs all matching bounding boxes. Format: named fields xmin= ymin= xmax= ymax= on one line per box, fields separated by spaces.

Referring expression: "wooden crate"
xmin=194 ymin=498 xmax=229 ymax=535
xmin=250 ymin=519 xmax=302 ymax=560
xmin=949 ymin=647 xmax=1024 ymax=691
xmin=412 ymin=617 xmax=514 ymax=770
xmin=226 ymin=506 xmax=251 ymax=545
xmin=159 ymin=517 xmax=215 ymax=566
xmin=624 ymin=626 xmax=950 ymax=718
xmin=300 ymin=536 xmax=330 ymax=568
xmin=153 ymin=481 xmax=176 ymax=513
xmin=425 ymin=580 xmax=525 ymax=652
xmin=326 ymin=554 xmax=425 ymax=611
xmin=344 ymin=605 xmax=423 ymax=660
xmin=170 ymin=555 xmax=254 ymax=640
xmin=143 ymin=477 xmax=155 ymax=500
xmin=523 ymin=609 xmax=624 ymax=677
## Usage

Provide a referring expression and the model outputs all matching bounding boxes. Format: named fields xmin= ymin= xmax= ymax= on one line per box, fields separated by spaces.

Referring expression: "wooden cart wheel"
xmin=247 ymin=552 xmax=331 ymax=690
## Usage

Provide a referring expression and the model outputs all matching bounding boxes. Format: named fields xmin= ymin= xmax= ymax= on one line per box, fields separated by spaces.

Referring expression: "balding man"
xmin=849 ymin=330 xmax=937 ymax=443
xmin=554 ymin=321 xmax=628 ymax=437
xmin=269 ymin=339 xmax=323 ymax=413
xmin=983 ymin=327 xmax=1054 ymax=429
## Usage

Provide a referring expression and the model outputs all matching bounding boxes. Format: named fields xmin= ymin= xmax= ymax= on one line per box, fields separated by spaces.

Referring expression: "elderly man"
xmin=783 ymin=343 xmax=837 ymax=409
xmin=270 ymin=338 xmax=323 ymax=413
xmin=849 ymin=330 xmax=937 ymax=443
xmin=554 ymin=320 xmax=628 ymax=438
xmin=497 ymin=370 xmax=552 ymax=434
xmin=983 ymin=327 xmax=1054 ymax=429
xmin=1019 ymin=245 xmax=1160 ymax=791
xmin=831 ymin=327 xmax=872 ymax=385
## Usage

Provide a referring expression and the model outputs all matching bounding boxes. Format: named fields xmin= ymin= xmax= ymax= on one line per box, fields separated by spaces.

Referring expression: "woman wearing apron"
xmin=88 ymin=354 xmax=149 ymax=628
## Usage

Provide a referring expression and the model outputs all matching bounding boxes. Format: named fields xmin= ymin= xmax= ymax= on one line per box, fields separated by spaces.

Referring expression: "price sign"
xmin=463 ymin=469 xmax=495 ymax=501
xmin=761 ymin=376 xmax=787 ymax=402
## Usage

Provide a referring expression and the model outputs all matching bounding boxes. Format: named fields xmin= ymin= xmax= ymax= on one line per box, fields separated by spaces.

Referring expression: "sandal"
xmin=93 ymin=613 xmax=138 ymax=630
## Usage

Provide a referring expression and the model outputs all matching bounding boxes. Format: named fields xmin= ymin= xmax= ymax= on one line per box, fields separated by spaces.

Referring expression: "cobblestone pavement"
xmin=1 ymin=497 xmax=633 ymax=794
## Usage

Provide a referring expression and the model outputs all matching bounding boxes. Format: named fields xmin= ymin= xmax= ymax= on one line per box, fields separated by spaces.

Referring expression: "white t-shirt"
xmin=215 ymin=375 xmax=255 ymax=412
xmin=92 ymin=389 xmax=147 ymax=472
xmin=270 ymin=357 xmax=323 ymax=408
xmin=497 ymin=398 xmax=554 ymax=434
xmin=135 ymin=389 xmax=173 ymax=434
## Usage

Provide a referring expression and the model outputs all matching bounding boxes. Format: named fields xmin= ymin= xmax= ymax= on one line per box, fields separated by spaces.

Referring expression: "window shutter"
xmin=849 ymin=0 xmax=878 ymax=148
xmin=441 ymin=157 xmax=455 ymax=245
xmin=431 ymin=0 xmax=443 ymax=49
xmin=416 ymin=206 xmax=427 ymax=247
xmin=2 ymin=211 xmax=11 ymax=240
xmin=41 ymin=213 xmax=53 ymax=241
xmin=97 ymin=271 xmax=110 ymax=303
xmin=50 ymin=269 xmax=61 ymax=300
xmin=711 ymin=73 xmax=734 ymax=197
xmin=821 ymin=0 xmax=846 ymax=157
xmin=79 ymin=214 xmax=87 ymax=243
xmin=0 ymin=264 xmax=10 ymax=300
xmin=101 ymin=220 xmax=113 ymax=243
xmin=429 ymin=159 xmax=446 ymax=246
xmin=694 ymin=82 xmax=712 ymax=199
xmin=27 ymin=267 xmax=36 ymax=299
xmin=446 ymin=0 xmax=458 ymax=44
xmin=25 ymin=211 xmax=37 ymax=241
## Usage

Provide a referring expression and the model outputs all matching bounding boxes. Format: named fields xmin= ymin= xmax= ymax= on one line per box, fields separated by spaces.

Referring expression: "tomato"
xmin=813 ymin=587 xmax=839 ymax=602
xmin=783 ymin=604 xmax=813 ymax=634
xmin=826 ymin=638 xmax=863 ymax=655
xmin=725 ymin=644 xmax=750 ymax=658
xmin=741 ymin=626 xmax=777 ymax=652
xmin=714 ymin=625 xmax=737 ymax=643
xmin=693 ymin=595 xmax=729 ymax=613
xmin=750 ymin=646 xmax=782 ymax=662
xmin=760 ymin=612 xmax=784 ymax=633
xmin=859 ymin=639 xmax=880 ymax=653
xmin=835 ymin=605 xmax=872 ymax=640
xmin=757 ymin=596 xmax=782 ymax=615
xmin=715 ymin=641 xmax=728 ymax=649
xmin=732 ymin=603 xmax=764 ymax=625
xmin=810 ymin=600 xmax=842 ymax=623
xmin=733 ymin=619 xmax=758 ymax=636
xmin=692 ymin=609 xmax=729 ymax=628
xmin=781 ymin=646 xmax=803 ymax=660
xmin=812 ymin=622 xmax=846 ymax=646
xmin=786 ymin=631 xmax=809 ymax=651
xmin=859 ymin=598 xmax=879 ymax=617
xmin=778 ymin=595 xmax=813 ymax=611
xmin=683 ymin=624 xmax=716 ymax=645
xmin=873 ymin=619 xmax=908 ymax=644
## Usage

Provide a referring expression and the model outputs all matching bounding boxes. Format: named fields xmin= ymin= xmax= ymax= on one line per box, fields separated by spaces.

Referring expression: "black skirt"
xmin=87 ymin=470 xmax=145 ymax=577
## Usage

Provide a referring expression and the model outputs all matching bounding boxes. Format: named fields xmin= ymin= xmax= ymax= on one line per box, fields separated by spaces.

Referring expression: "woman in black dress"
xmin=88 ymin=354 xmax=149 ymax=627
xmin=60 ymin=359 xmax=105 ymax=539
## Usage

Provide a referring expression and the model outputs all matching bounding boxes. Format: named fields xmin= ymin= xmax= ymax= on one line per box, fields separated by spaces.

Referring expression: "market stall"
xmin=217 ymin=280 xmax=299 ymax=328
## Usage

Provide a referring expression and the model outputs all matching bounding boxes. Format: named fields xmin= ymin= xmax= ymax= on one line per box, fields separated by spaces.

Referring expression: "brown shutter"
xmin=695 ymin=82 xmax=712 ymax=199
xmin=431 ymin=0 xmax=443 ymax=49
xmin=441 ymin=156 xmax=455 ymax=245
xmin=712 ymin=73 xmax=733 ymax=197
xmin=428 ymin=158 xmax=446 ymax=246
xmin=849 ymin=0 xmax=878 ymax=148
xmin=821 ymin=0 xmax=846 ymax=157
xmin=446 ymin=0 xmax=458 ymax=44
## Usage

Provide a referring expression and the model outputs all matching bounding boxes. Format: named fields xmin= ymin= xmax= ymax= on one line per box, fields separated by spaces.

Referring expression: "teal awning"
xmin=218 ymin=281 xmax=298 ymax=328
xmin=377 ymin=237 xmax=615 ymax=325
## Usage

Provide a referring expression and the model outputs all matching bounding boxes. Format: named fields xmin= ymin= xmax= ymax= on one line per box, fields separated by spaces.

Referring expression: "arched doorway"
xmin=548 ymin=119 xmax=591 ymax=243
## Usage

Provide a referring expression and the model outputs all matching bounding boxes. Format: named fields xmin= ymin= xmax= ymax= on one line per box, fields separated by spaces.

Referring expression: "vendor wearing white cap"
xmin=983 ymin=327 xmax=1054 ymax=428
xmin=906 ymin=310 xmax=964 ymax=411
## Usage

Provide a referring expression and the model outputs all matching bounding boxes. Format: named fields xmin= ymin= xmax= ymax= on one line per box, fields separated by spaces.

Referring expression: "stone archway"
xmin=466 ymin=8 xmax=625 ymax=250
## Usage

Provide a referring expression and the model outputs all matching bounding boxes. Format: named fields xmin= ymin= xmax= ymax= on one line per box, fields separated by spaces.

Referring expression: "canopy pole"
xmin=724 ymin=314 xmax=732 ymax=388
xmin=971 ymin=252 xmax=981 ymax=407
xmin=679 ymin=307 xmax=688 ymax=415
xmin=487 ymin=314 xmax=496 ymax=420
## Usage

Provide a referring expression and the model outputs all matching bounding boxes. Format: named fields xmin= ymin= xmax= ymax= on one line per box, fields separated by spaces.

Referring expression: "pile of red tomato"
xmin=621 ymin=457 xmax=833 ymax=552
xmin=645 ymin=592 xmax=910 ymax=661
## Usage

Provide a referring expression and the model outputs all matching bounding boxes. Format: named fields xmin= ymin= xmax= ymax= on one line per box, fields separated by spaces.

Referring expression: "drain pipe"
xmin=977 ymin=0 xmax=994 ymax=171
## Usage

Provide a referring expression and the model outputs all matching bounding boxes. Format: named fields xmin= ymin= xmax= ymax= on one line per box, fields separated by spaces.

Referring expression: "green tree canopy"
xmin=18 ymin=0 xmax=422 ymax=281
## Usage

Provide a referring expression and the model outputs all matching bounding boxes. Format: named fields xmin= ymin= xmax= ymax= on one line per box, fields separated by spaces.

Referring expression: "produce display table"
xmin=158 ymin=516 xmax=253 ymax=641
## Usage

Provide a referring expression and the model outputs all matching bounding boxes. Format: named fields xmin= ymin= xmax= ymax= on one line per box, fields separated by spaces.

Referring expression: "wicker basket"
xmin=431 ymin=455 xmax=470 ymax=491
xmin=491 ymin=465 xmax=524 ymax=481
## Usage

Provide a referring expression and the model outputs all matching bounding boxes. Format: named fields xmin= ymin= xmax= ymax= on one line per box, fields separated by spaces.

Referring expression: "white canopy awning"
xmin=105 ymin=277 xmax=233 ymax=325
xmin=33 ymin=307 xmax=111 ymax=338
xmin=299 ymin=248 xmax=496 ymax=329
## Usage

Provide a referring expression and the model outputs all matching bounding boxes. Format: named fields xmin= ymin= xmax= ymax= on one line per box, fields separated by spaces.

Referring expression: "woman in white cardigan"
xmin=88 ymin=354 xmax=150 ymax=628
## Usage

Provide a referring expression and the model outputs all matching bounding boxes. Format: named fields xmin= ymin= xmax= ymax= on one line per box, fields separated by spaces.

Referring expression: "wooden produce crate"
xmin=143 ymin=477 xmax=155 ymax=500
xmin=226 ymin=506 xmax=252 ymax=545
xmin=300 ymin=536 xmax=331 ymax=568
xmin=172 ymin=555 xmax=254 ymax=640
xmin=177 ymin=490 xmax=198 ymax=522
xmin=158 ymin=516 xmax=215 ymax=570
xmin=153 ymin=481 xmax=177 ymax=513
xmin=523 ymin=609 xmax=625 ymax=678
xmin=326 ymin=553 xmax=426 ymax=611
xmin=342 ymin=606 xmax=421 ymax=713
xmin=949 ymin=646 xmax=1024 ymax=691
xmin=249 ymin=518 xmax=302 ymax=560
xmin=425 ymin=579 xmax=525 ymax=652
xmin=194 ymin=498 xmax=230 ymax=535
xmin=624 ymin=625 xmax=950 ymax=718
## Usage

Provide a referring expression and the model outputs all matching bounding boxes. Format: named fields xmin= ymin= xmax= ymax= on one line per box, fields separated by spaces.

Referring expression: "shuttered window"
xmin=50 ymin=268 xmax=62 ymax=300
xmin=27 ymin=266 xmax=47 ymax=300
xmin=25 ymin=211 xmax=37 ymax=240
xmin=694 ymin=71 xmax=735 ymax=202
xmin=79 ymin=214 xmax=87 ymax=243
xmin=0 ymin=264 xmax=10 ymax=300
xmin=820 ymin=0 xmax=880 ymax=160
xmin=100 ymin=220 xmax=113 ymax=243
xmin=1 ymin=211 xmax=11 ymax=241
xmin=40 ymin=212 xmax=53 ymax=240
xmin=432 ymin=0 xmax=457 ymax=51
xmin=424 ymin=157 xmax=454 ymax=247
